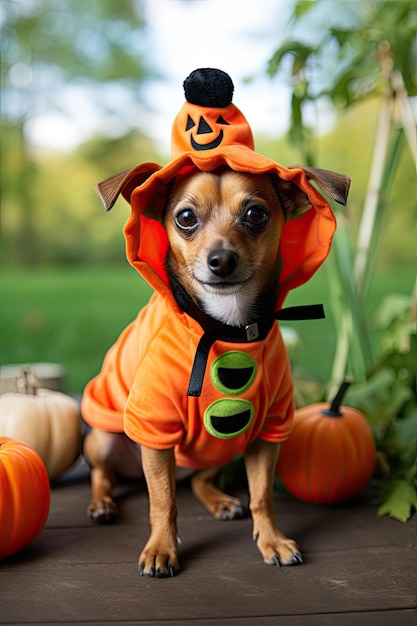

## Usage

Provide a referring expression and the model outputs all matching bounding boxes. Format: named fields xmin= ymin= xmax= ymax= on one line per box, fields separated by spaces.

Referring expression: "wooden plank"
xmin=1 ymin=543 xmax=416 ymax=623
xmin=2 ymin=479 xmax=416 ymax=624
xmin=45 ymin=480 xmax=417 ymax=553
xmin=3 ymin=610 xmax=417 ymax=626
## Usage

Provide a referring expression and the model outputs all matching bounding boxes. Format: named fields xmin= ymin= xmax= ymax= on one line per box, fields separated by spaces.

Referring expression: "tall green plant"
xmin=268 ymin=0 xmax=417 ymax=521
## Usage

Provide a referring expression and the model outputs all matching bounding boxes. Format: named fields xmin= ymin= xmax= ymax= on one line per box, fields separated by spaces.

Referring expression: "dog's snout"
xmin=207 ymin=249 xmax=239 ymax=277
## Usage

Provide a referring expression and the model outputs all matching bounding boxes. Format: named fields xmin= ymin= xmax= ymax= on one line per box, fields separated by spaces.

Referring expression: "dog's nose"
xmin=207 ymin=249 xmax=239 ymax=277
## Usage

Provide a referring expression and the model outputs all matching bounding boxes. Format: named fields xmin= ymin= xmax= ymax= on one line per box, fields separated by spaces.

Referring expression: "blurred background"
xmin=1 ymin=0 xmax=416 ymax=396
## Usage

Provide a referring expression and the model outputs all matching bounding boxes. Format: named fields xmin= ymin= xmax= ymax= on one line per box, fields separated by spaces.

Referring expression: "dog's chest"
xmin=136 ymin=300 xmax=288 ymax=423
xmin=124 ymin=296 xmax=295 ymax=467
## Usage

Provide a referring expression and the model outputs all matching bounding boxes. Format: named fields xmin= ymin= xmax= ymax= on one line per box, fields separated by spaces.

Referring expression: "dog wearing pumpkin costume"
xmin=81 ymin=68 xmax=350 ymax=577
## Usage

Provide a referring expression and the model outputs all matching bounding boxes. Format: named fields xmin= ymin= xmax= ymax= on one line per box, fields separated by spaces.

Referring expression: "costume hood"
xmin=96 ymin=68 xmax=350 ymax=313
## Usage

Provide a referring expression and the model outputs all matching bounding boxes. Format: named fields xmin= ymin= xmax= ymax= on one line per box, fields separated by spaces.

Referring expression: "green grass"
xmin=0 ymin=264 xmax=415 ymax=394
xmin=0 ymin=266 xmax=153 ymax=394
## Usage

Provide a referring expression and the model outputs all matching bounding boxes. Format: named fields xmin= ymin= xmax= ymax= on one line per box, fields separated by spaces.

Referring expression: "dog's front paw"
xmin=87 ymin=497 xmax=118 ymax=524
xmin=138 ymin=536 xmax=180 ymax=578
xmin=254 ymin=531 xmax=303 ymax=567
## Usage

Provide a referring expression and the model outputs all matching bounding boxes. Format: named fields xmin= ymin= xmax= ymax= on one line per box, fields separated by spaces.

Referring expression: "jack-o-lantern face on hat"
xmin=171 ymin=68 xmax=255 ymax=157
xmin=172 ymin=102 xmax=254 ymax=157
xmin=185 ymin=112 xmax=230 ymax=151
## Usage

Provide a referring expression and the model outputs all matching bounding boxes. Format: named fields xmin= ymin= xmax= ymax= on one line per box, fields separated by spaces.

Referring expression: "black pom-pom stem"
xmin=183 ymin=68 xmax=234 ymax=108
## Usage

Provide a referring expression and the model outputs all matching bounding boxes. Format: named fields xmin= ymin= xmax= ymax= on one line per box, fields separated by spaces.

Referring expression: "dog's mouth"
xmin=194 ymin=274 xmax=256 ymax=295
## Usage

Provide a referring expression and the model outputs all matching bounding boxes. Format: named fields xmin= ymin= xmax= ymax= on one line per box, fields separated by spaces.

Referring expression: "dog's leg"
xmin=138 ymin=446 xmax=180 ymax=578
xmin=84 ymin=429 xmax=141 ymax=523
xmin=191 ymin=467 xmax=244 ymax=520
xmin=244 ymin=439 xmax=303 ymax=566
xmin=84 ymin=429 xmax=119 ymax=523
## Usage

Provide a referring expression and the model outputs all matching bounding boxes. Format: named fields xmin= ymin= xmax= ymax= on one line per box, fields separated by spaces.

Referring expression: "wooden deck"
xmin=1 ymin=456 xmax=416 ymax=625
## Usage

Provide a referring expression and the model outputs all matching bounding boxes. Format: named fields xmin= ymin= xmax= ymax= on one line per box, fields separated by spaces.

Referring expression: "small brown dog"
xmin=83 ymin=166 xmax=348 ymax=577
xmin=82 ymin=67 xmax=350 ymax=578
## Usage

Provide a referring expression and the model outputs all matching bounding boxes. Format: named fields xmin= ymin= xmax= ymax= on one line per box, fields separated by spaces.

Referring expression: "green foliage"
xmin=377 ymin=480 xmax=417 ymax=524
xmin=334 ymin=291 xmax=417 ymax=523
xmin=268 ymin=0 xmax=417 ymax=521
xmin=268 ymin=0 xmax=417 ymax=155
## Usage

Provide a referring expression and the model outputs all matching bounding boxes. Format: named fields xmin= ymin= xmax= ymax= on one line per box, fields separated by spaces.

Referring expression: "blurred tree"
xmin=45 ymin=131 xmax=162 ymax=265
xmin=1 ymin=0 xmax=149 ymax=125
xmin=1 ymin=0 xmax=152 ymax=265
xmin=1 ymin=127 xmax=164 ymax=266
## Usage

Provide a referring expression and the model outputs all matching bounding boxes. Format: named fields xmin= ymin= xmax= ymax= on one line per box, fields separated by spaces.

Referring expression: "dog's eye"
xmin=243 ymin=205 xmax=270 ymax=230
xmin=175 ymin=208 xmax=198 ymax=230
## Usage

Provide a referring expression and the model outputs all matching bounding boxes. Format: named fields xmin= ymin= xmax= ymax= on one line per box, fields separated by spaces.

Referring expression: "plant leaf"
xmin=329 ymin=27 xmax=355 ymax=47
xmin=346 ymin=368 xmax=413 ymax=434
xmin=293 ymin=0 xmax=317 ymax=19
xmin=385 ymin=408 xmax=417 ymax=469
xmin=377 ymin=479 xmax=417 ymax=522
xmin=268 ymin=41 xmax=315 ymax=78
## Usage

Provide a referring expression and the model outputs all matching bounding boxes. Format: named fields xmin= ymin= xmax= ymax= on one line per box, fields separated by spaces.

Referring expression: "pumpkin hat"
xmin=97 ymin=68 xmax=350 ymax=314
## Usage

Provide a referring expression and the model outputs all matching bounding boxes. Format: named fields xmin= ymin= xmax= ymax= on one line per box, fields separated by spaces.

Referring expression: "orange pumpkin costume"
xmin=81 ymin=68 xmax=350 ymax=469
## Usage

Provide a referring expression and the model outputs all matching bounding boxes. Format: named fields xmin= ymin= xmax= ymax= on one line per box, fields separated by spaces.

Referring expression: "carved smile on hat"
xmin=191 ymin=131 xmax=223 ymax=151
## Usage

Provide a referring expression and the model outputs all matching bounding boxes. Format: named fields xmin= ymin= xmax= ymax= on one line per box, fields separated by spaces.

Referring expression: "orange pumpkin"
xmin=0 ymin=437 xmax=50 ymax=559
xmin=277 ymin=382 xmax=376 ymax=504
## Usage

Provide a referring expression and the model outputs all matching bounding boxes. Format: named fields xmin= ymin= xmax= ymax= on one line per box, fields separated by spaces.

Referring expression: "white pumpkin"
xmin=0 ymin=387 xmax=81 ymax=480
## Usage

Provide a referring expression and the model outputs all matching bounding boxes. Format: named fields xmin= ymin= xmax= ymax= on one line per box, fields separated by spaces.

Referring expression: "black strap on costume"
xmin=169 ymin=279 xmax=325 ymax=397
xmin=186 ymin=303 xmax=325 ymax=397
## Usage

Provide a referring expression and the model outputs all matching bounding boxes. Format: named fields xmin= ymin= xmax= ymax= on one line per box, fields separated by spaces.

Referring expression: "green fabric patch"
xmin=210 ymin=351 xmax=257 ymax=395
xmin=204 ymin=398 xmax=254 ymax=439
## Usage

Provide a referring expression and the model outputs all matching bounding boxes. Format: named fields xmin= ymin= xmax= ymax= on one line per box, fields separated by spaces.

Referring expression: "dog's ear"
xmin=272 ymin=177 xmax=312 ymax=220
xmin=274 ymin=167 xmax=351 ymax=220
xmin=96 ymin=163 xmax=161 ymax=212
xmin=293 ymin=166 xmax=351 ymax=207
xmin=96 ymin=170 xmax=131 ymax=212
